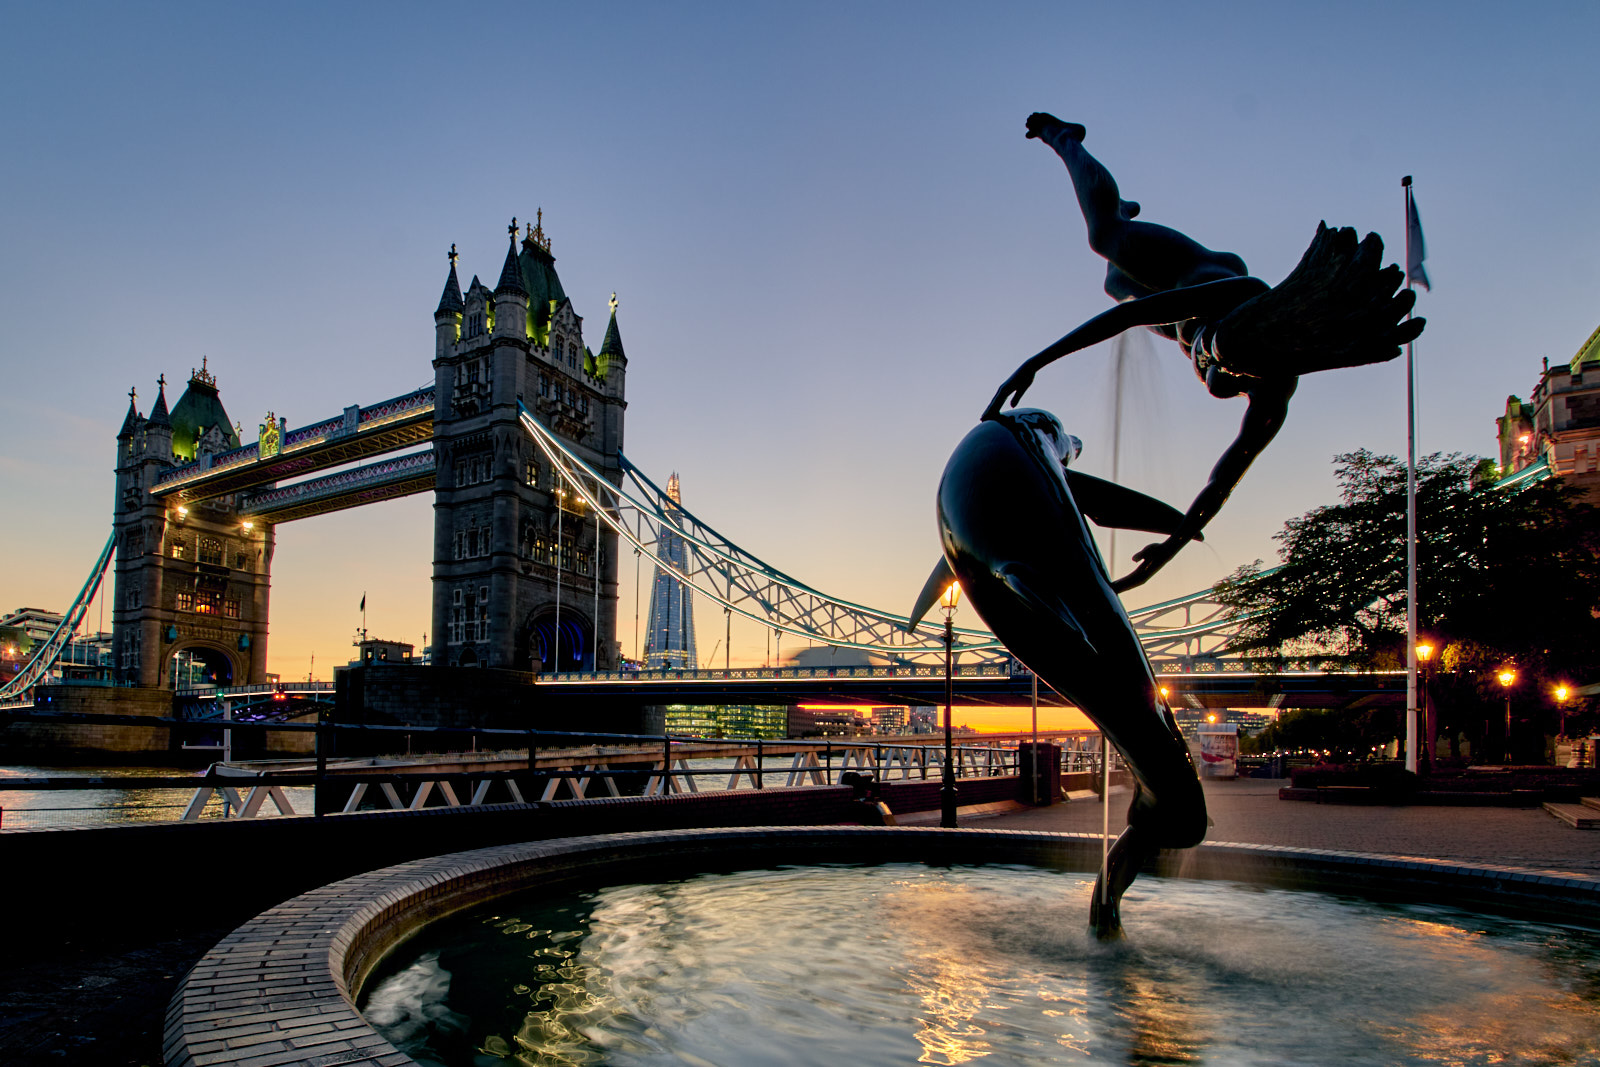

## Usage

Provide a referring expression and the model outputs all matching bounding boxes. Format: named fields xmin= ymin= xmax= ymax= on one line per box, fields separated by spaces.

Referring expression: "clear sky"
xmin=2 ymin=2 xmax=1596 ymax=682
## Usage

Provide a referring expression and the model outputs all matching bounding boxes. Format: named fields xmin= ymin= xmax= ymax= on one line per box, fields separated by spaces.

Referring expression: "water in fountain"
xmin=362 ymin=864 xmax=1600 ymax=1066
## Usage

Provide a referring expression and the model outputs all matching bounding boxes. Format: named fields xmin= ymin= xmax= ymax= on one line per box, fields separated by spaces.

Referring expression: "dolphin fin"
xmin=907 ymin=556 xmax=956 ymax=631
xmin=993 ymin=562 xmax=1098 ymax=657
xmin=1065 ymin=469 xmax=1200 ymax=539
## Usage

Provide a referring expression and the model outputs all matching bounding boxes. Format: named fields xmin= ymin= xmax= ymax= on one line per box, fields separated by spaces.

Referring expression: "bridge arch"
xmin=518 ymin=609 xmax=590 ymax=673
xmin=168 ymin=641 xmax=237 ymax=689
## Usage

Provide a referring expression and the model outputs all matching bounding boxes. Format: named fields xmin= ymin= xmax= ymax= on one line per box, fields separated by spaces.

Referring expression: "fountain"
xmin=166 ymin=115 xmax=1567 ymax=1067
xmin=163 ymin=827 xmax=1600 ymax=1067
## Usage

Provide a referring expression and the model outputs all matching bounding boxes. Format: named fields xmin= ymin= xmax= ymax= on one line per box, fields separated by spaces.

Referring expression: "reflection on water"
xmin=0 ymin=764 xmax=313 ymax=829
xmin=361 ymin=865 xmax=1600 ymax=1067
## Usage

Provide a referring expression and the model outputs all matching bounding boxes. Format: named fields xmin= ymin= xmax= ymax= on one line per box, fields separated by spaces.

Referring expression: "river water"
xmin=0 ymin=764 xmax=314 ymax=830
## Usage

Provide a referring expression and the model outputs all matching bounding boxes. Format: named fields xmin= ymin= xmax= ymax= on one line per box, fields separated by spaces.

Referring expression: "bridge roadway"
xmin=505 ymin=665 xmax=1408 ymax=710
xmin=183 ymin=665 xmax=1409 ymax=713
xmin=149 ymin=387 xmax=435 ymax=506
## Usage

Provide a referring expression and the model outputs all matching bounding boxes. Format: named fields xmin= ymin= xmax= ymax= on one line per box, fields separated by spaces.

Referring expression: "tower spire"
xmin=599 ymin=293 xmax=627 ymax=362
xmin=118 ymin=387 xmax=141 ymax=438
xmin=148 ymin=374 xmax=171 ymax=426
xmin=436 ymin=244 xmax=464 ymax=314
xmin=495 ymin=229 xmax=528 ymax=296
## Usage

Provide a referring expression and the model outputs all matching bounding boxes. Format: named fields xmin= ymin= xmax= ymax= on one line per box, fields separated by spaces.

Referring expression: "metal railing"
xmin=0 ymin=712 xmax=1111 ymax=829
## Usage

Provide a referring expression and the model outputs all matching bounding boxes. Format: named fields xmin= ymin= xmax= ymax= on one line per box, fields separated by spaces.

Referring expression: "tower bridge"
xmin=2 ymin=215 xmax=1277 ymax=718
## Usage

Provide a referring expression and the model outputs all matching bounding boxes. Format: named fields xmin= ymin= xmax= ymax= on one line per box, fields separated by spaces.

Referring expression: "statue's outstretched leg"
xmin=1027 ymin=112 xmax=1249 ymax=296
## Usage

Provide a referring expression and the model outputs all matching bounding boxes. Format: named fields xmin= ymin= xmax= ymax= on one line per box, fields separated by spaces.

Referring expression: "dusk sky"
xmin=2 ymin=3 xmax=1597 ymax=685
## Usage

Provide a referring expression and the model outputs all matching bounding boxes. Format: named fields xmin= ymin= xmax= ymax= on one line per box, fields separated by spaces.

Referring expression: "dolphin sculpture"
xmin=907 ymin=408 xmax=1207 ymax=938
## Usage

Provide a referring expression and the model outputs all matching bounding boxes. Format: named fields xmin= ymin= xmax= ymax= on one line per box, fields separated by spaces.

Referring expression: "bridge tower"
xmin=111 ymin=366 xmax=274 ymax=688
xmin=430 ymin=217 xmax=627 ymax=671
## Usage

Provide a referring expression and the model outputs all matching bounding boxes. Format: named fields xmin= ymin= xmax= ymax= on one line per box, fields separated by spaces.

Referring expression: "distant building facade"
xmin=1497 ymin=323 xmax=1600 ymax=502
xmin=643 ymin=474 xmax=697 ymax=669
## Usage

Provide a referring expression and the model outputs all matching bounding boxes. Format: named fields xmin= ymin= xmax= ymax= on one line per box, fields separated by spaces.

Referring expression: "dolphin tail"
xmin=907 ymin=556 xmax=957 ymax=631
xmin=993 ymin=562 xmax=1098 ymax=657
xmin=1064 ymin=469 xmax=1202 ymax=540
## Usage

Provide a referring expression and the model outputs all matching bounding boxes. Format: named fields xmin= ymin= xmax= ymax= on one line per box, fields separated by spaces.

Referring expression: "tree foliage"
xmin=1215 ymin=450 xmax=1600 ymax=680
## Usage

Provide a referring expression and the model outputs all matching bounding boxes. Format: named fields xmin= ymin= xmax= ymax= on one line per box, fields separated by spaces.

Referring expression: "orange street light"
xmin=1498 ymin=669 xmax=1517 ymax=763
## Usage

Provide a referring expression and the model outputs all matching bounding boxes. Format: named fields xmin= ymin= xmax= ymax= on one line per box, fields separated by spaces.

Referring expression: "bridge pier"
xmin=331 ymin=664 xmax=661 ymax=758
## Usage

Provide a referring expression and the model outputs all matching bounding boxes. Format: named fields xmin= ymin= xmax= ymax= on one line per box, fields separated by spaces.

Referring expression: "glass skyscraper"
xmin=644 ymin=473 xmax=698 ymax=669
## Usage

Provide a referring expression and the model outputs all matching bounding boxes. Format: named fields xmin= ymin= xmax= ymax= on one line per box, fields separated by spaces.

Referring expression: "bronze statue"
xmin=908 ymin=409 xmax=1205 ymax=938
xmin=988 ymin=113 xmax=1425 ymax=591
xmin=913 ymin=115 xmax=1424 ymax=935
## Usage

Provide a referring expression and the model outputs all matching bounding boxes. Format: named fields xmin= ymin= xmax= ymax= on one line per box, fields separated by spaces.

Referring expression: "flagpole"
xmin=1402 ymin=175 xmax=1419 ymax=775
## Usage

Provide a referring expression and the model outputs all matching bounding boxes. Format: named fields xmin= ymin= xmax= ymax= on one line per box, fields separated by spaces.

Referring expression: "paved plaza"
xmin=2 ymin=779 xmax=1595 ymax=1065
xmin=988 ymin=777 xmax=1600 ymax=876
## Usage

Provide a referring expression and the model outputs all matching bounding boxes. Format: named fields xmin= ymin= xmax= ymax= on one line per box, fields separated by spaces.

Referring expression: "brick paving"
xmin=986 ymin=777 xmax=1600 ymax=876
xmin=3 ymin=778 xmax=1596 ymax=1066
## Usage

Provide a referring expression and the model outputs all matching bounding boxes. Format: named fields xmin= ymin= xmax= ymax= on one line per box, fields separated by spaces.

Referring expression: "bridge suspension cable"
xmin=520 ymin=405 xmax=1250 ymax=667
xmin=0 ymin=531 xmax=116 ymax=701
xmin=521 ymin=404 xmax=1005 ymax=664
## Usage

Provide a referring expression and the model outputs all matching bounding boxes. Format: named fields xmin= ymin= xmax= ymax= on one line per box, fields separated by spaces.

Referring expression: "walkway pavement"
xmin=2 ymin=779 xmax=1594 ymax=1065
xmin=985 ymin=776 xmax=1600 ymax=876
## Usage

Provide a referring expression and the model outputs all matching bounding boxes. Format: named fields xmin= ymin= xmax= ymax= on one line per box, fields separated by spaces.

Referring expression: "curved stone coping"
xmin=163 ymin=827 xmax=1600 ymax=1067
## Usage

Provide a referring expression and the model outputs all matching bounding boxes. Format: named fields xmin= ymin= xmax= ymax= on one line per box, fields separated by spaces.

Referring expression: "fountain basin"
xmin=164 ymin=827 xmax=1600 ymax=1067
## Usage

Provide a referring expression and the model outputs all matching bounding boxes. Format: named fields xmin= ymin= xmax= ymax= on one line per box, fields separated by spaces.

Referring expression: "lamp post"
xmin=1498 ymin=668 xmax=1517 ymax=764
xmin=1417 ymin=642 xmax=1434 ymax=773
xmin=1555 ymin=684 xmax=1571 ymax=746
xmin=939 ymin=581 xmax=961 ymax=828
xmin=554 ymin=484 xmax=566 ymax=672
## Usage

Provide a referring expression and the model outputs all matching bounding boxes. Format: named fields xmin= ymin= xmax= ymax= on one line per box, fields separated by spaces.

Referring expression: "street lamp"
xmin=939 ymin=580 xmax=961 ymax=828
xmin=1417 ymin=642 xmax=1434 ymax=770
xmin=1498 ymin=668 xmax=1517 ymax=764
xmin=554 ymin=484 xmax=567 ymax=672
xmin=1555 ymin=683 xmax=1571 ymax=740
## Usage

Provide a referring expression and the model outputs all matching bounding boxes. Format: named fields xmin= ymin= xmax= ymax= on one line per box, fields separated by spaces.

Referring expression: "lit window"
xmin=199 ymin=539 xmax=223 ymax=566
xmin=525 ymin=458 xmax=538 ymax=487
xmin=176 ymin=592 xmax=193 ymax=611
xmin=170 ymin=542 xmax=187 ymax=560
xmin=195 ymin=590 xmax=220 ymax=615
xmin=224 ymin=599 xmax=240 ymax=619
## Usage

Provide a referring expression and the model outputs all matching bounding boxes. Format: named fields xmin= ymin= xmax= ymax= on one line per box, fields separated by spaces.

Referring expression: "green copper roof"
xmin=170 ymin=368 xmax=239 ymax=460
xmin=1571 ymin=323 xmax=1600 ymax=371
xmin=518 ymin=242 xmax=567 ymax=343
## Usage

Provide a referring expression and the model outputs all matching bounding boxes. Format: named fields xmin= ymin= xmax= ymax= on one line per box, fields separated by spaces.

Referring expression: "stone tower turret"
xmin=431 ymin=214 xmax=627 ymax=673
xmin=434 ymin=245 xmax=464 ymax=360
xmin=111 ymin=367 xmax=273 ymax=689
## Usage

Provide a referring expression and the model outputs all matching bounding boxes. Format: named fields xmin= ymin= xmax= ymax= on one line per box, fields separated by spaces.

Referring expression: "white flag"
xmin=1406 ymin=189 xmax=1430 ymax=291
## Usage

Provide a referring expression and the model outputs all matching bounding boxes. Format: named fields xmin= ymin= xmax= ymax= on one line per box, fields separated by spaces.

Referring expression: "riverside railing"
xmin=0 ymin=714 xmax=1111 ymax=829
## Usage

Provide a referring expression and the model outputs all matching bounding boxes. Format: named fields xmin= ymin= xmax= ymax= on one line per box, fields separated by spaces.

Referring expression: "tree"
xmin=1215 ymin=450 xmax=1600 ymax=759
